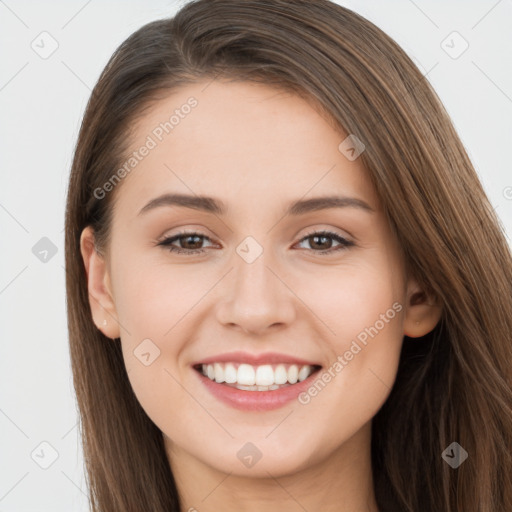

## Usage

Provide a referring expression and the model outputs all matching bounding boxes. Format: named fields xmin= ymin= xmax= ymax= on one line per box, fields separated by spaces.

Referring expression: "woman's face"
xmin=83 ymin=79 xmax=424 ymax=478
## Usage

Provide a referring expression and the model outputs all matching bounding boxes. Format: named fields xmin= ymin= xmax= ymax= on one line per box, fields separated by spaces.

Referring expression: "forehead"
xmin=112 ymin=79 xmax=378 ymax=215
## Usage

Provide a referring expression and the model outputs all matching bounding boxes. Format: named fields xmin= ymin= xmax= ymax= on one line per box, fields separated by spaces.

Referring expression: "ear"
xmin=403 ymin=278 xmax=442 ymax=338
xmin=80 ymin=226 xmax=120 ymax=339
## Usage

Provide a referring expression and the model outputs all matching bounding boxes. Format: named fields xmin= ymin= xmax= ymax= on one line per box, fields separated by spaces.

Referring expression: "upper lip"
xmin=192 ymin=351 xmax=322 ymax=367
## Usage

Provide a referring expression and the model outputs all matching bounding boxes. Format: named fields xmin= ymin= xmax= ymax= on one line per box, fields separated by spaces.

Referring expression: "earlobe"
xmin=80 ymin=226 xmax=120 ymax=339
xmin=403 ymin=280 xmax=442 ymax=338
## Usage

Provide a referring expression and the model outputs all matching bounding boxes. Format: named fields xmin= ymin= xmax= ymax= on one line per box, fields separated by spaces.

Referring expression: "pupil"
xmin=312 ymin=235 xmax=331 ymax=250
xmin=184 ymin=235 xmax=201 ymax=249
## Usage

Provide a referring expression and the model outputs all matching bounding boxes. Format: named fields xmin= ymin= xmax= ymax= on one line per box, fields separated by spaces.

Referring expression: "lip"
xmin=193 ymin=363 xmax=322 ymax=411
xmin=192 ymin=351 xmax=321 ymax=367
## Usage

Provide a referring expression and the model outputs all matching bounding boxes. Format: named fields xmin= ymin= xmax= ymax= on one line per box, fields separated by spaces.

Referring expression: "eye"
xmin=157 ymin=229 xmax=354 ymax=256
xmin=156 ymin=231 xmax=214 ymax=254
xmin=295 ymin=230 xmax=354 ymax=255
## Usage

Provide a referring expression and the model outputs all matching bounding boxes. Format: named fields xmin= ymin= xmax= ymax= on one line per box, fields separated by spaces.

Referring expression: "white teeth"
xmin=224 ymin=363 xmax=237 ymax=383
xmin=234 ymin=383 xmax=281 ymax=391
xmin=214 ymin=363 xmax=224 ymax=383
xmin=288 ymin=365 xmax=298 ymax=384
xmin=200 ymin=362 xmax=316 ymax=388
xmin=298 ymin=365 xmax=310 ymax=382
xmin=237 ymin=364 xmax=256 ymax=385
xmin=255 ymin=365 xmax=274 ymax=386
xmin=274 ymin=364 xmax=288 ymax=385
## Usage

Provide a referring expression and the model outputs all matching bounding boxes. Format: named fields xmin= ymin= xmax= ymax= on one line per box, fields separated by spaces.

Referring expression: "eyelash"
xmin=156 ymin=229 xmax=354 ymax=256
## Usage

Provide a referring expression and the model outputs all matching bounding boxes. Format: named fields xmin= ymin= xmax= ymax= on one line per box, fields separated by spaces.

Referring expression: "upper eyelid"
xmin=159 ymin=230 xmax=216 ymax=244
xmin=300 ymin=227 xmax=352 ymax=240
xmin=159 ymin=222 xmax=354 ymax=239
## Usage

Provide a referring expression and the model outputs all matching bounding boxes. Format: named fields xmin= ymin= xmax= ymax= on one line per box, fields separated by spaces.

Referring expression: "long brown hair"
xmin=64 ymin=1 xmax=512 ymax=510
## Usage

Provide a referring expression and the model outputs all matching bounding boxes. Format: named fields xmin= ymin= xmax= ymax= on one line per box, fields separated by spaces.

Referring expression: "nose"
xmin=215 ymin=249 xmax=296 ymax=336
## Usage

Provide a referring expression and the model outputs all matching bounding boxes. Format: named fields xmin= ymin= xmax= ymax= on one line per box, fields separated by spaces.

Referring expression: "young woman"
xmin=64 ymin=1 xmax=512 ymax=510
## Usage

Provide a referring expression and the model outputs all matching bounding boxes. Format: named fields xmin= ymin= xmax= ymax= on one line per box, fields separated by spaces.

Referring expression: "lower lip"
xmin=194 ymin=368 xmax=321 ymax=411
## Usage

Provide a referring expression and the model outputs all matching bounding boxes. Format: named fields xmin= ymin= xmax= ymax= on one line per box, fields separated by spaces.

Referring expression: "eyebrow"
xmin=138 ymin=193 xmax=374 ymax=217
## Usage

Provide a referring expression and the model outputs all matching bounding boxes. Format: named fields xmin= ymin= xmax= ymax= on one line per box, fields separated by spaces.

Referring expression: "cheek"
xmin=111 ymin=251 xmax=215 ymax=342
xmin=294 ymin=258 xmax=405 ymax=418
xmin=296 ymin=256 xmax=404 ymax=347
xmin=109 ymin=255 xmax=215 ymax=424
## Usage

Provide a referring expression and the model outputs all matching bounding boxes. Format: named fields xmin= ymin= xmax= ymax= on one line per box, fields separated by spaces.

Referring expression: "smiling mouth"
xmin=193 ymin=362 xmax=322 ymax=391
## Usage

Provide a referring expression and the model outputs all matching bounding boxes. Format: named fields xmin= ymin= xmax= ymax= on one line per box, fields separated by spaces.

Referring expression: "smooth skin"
xmin=81 ymin=79 xmax=441 ymax=512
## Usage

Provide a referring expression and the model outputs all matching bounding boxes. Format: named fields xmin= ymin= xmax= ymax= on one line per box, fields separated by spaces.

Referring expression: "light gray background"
xmin=1 ymin=1 xmax=511 ymax=510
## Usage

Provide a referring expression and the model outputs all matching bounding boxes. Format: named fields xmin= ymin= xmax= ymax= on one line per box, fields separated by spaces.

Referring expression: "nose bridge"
xmin=234 ymin=246 xmax=272 ymax=296
xmin=216 ymin=236 xmax=295 ymax=332
xmin=232 ymin=238 xmax=279 ymax=306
